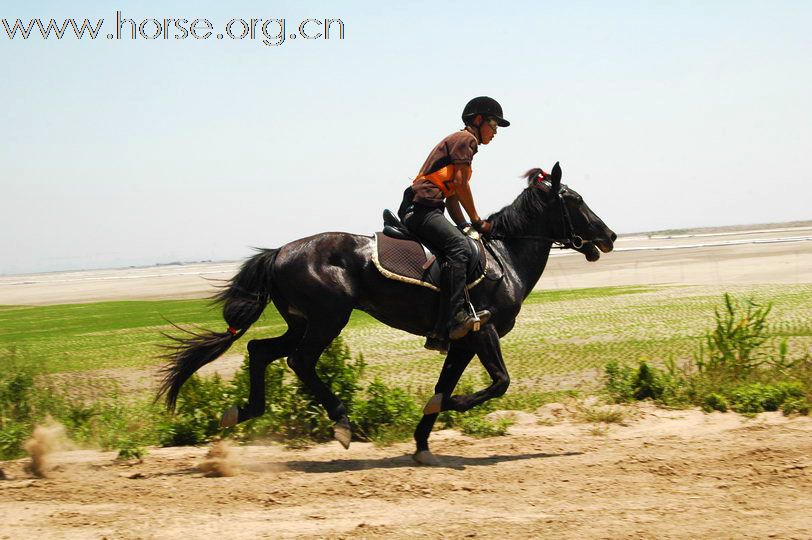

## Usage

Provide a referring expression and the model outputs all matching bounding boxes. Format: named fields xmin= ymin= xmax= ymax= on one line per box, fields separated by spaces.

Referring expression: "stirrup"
xmin=449 ymin=310 xmax=491 ymax=340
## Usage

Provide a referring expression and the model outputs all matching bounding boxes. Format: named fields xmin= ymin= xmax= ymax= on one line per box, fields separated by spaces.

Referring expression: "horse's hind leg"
xmin=286 ymin=312 xmax=353 ymax=448
xmin=243 ymin=322 xmax=306 ymax=422
xmin=220 ymin=320 xmax=306 ymax=427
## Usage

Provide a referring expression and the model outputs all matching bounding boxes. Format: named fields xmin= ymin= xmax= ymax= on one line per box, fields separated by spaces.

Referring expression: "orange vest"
xmin=414 ymin=164 xmax=469 ymax=198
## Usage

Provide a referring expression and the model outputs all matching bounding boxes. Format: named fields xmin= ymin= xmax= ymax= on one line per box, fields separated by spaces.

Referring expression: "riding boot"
xmin=424 ymin=261 xmax=453 ymax=353
xmin=445 ymin=261 xmax=492 ymax=340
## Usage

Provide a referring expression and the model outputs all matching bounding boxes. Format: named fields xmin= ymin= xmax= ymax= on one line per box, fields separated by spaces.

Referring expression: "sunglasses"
xmin=487 ymin=118 xmax=499 ymax=131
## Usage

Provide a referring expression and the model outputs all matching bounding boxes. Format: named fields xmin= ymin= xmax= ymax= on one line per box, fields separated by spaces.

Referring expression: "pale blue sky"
xmin=1 ymin=1 xmax=810 ymax=274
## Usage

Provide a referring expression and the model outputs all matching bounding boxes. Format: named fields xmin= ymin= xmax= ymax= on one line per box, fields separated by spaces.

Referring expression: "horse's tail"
xmin=157 ymin=248 xmax=280 ymax=410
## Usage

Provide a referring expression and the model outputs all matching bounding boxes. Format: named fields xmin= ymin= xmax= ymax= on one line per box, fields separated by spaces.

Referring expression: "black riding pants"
xmin=399 ymin=195 xmax=470 ymax=332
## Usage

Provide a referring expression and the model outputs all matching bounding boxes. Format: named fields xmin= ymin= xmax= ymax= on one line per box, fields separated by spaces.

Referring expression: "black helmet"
xmin=462 ymin=96 xmax=510 ymax=127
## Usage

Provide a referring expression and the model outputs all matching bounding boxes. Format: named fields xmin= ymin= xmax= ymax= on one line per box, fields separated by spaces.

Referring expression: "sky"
xmin=1 ymin=0 xmax=810 ymax=274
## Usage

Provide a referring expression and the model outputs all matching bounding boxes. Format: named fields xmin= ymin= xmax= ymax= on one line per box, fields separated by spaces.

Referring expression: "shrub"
xmin=781 ymin=398 xmax=810 ymax=416
xmin=604 ymin=361 xmax=636 ymax=403
xmin=158 ymin=374 xmax=233 ymax=446
xmin=1 ymin=369 xmax=36 ymax=422
xmin=604 ymin=360 xmax=691 ymax=407
xmin=353 ymin=379 xmax=420 ymax=443
xmin=697 ymin=294 xmax=772 ymax=377
xmin=458 ymin=415 xmax=513 ymax=437
xmin=0 ymin=421 xmax=30 ymax=460
xmin=603 ymin=294 xmax=810 ymax=417
xmin=632 ymin=361 xmax=661 ymax=400
xmin=702 ymin=393 xmax=729 ymax=412
xmin=729 ymin=382 xmax=805 ymax=414
xmin=581 ymin=406 xmax=626 ymax=424
xmin=0 ymin=365 xmax=54 ymax=459
xmin=117 ymin=443 xmax=147 ymax=461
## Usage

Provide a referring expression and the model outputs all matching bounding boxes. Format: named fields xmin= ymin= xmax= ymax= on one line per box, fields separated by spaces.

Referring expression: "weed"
xmin=702 ymin=393 xmax=729 ymax=412
xmin=353 ymin=379 xmax=420 ymax=444
xmin=581 ymin=406 xmax=625 ymax=424
xmin=458 ymin=415 xmax=514 ymax=438
xmin=697 ymin=294 xmax=772 ymax=376
xmin=603 ymin=294 xmax=811 ymax=417
xmin=117 ymin=443 xmax=147 ymax=461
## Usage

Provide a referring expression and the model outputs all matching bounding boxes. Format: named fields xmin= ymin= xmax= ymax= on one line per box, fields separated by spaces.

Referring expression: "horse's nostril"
xmin=611 ymin=232 xmax=617 ymax=242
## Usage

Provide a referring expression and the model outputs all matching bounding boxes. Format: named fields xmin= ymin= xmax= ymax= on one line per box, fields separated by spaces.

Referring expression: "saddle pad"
xmin=372 ymin=232 xmax=486 ymax=292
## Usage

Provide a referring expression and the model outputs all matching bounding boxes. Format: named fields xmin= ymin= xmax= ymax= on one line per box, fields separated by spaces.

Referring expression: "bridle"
xmin=488 ymin=180 xmax=585 ymax=250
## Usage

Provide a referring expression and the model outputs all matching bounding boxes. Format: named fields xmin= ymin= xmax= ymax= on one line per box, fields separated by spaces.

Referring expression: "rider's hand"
xmin=473 ymin=219 xmax=492 ymax=235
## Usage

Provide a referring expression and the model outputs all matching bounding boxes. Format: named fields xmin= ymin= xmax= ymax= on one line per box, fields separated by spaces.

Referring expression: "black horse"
xmin=158 ymin=163 xmax=615 ymax=464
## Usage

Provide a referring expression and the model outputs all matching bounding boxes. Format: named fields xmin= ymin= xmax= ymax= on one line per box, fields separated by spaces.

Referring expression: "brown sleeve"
xmin=447 ymin=132 xmax=478 ymax=164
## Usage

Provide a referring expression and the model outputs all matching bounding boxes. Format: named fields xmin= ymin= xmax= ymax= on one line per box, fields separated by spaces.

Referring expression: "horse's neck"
xmin=501 ymin=238 xmax=553 ymax=299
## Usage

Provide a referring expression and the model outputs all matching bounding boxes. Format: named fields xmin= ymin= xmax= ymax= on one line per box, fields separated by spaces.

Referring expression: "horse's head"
xmin=525 ymin=162 xmax=616 ymax=261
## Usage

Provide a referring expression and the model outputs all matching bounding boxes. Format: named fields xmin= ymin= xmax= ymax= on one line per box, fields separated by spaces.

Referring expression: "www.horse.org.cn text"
xmin=1 ymin=10 xmax=345 ymax=47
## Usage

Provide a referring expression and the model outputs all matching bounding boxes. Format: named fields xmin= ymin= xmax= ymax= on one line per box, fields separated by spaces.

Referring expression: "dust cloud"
xmin=24 ymin=418 xmax=71 ymax=478
xmin=198 ymin=440 xmax=238 ymax=477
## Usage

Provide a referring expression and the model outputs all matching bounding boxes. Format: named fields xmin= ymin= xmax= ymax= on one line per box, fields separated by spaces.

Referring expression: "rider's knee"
xmin=446 ymin=238 xmax=470 ymax=263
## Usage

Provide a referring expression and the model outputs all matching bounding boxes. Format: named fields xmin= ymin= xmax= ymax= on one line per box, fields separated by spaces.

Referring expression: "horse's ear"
xmin=550 ymin=162 xmax=562 ymax=191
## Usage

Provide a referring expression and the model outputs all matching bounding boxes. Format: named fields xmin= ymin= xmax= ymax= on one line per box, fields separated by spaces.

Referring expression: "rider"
xmin=398 ymin=96 xmax=510 ymax=351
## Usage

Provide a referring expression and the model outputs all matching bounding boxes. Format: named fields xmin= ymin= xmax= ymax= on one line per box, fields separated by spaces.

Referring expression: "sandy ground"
xmin=2 ymin=226 xmax=811 ymax=306
xmin=1 ymin=403 xmax=810 ymax=539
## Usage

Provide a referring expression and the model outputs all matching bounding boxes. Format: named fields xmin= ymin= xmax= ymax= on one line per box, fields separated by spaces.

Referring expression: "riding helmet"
xmin=462 ymin=96 xmax=510 ymax=127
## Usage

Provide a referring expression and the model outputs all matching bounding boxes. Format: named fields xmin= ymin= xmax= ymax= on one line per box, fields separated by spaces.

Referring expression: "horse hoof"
xmin=334 ymin=422 xmax=351 ymax=449
xmin=412 ymin=450 xmax=441 ymax=466
xmin=423 ymin=393 xmax=443 ymax=415
xmin=219 ymin=406 xmax=239 ymax=428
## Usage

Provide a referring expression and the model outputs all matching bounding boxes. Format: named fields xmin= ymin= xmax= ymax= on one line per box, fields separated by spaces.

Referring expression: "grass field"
xmin=348 ymin=283 xmax=812 ymax=392
xmin=2 ymin=284 xmax=812 ymax=394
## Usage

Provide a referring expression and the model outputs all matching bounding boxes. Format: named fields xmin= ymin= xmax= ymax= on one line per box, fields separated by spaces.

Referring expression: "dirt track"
xmin=2 ymin=404 xmax=811 ymax=539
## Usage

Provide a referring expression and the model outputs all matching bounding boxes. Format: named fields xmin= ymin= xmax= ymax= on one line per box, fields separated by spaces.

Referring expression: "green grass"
xmin=3 ymin=285 xmax=811 ymax=458
xmin=0 ymin=299 xmax=375 ymax=373
xmin=522 ymin=285 xmax=658 ymax=304
xmin=3 ymin=284 xmax=812 ymax=395
xmin=342 ymin=283 xmax=812 ymax=391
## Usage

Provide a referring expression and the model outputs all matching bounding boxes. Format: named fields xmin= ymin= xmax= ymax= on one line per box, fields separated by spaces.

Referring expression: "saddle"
xmin=373 ymin=210 xmax=487 ymax=292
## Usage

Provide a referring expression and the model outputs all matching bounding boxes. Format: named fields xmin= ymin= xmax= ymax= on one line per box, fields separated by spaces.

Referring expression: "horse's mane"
xmin=487 ymin=169 xmax=551 ymax=236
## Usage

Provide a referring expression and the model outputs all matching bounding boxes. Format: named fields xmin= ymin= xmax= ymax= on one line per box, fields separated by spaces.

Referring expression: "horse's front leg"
xmin=442 ymin=324 xmax=509 ymax=413
xmin=413 ymin=345 xmax=475 ymax=465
